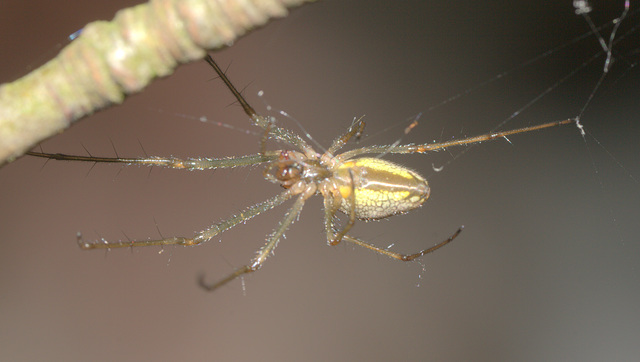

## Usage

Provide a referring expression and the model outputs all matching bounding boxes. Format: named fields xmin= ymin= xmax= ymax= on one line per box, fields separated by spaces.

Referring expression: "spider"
xmin=27 ymin=55 xmax=576 ymax=291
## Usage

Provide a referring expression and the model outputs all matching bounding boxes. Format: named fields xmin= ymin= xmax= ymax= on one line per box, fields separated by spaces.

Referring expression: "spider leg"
xmin=322 ymin=193 xmax=341 ymax=244
xmin=337 ymin=118 xmax=576 ymax=160
xmin=199 ymin=193 xmax=307 ymax=291
xmin=26 ymin=150 xmax=279 ymax=170
xmin=326 ymin=117 xmax=366 ymax=155
xmin=324 ymin=170 xmax=357 ymax=245
xmin=77 ymin=189 xmax=294 ymax=249
xmin=341 ymin=226 xmax=463 ymax=261
xmin=204 ymin=55 xmax=313 ymax=154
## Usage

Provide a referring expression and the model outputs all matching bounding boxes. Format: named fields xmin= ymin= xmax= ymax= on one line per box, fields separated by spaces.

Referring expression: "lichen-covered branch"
xmin=0 ymin=0 xmax=313 ymax=166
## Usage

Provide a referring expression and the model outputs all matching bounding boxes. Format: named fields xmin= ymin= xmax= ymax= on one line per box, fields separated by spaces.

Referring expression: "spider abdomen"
xmin=335 ymin=158 xmax=430 ymax=220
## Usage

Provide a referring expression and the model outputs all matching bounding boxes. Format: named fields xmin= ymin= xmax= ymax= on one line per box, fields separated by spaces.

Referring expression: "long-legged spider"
xmin=28 ymin=55 xmax=576 ymax=291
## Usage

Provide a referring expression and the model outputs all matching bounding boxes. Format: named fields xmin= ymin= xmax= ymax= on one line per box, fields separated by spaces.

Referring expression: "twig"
xmin=0 ymin=0 xmax=313 ymax=165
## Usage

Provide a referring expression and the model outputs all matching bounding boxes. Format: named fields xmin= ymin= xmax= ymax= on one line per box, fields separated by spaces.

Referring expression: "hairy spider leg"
xmin=337 ymin=118 xmax=577 ymax=161
xmin=341 ymin=228 xmax=463 ymax=261
xmin=199 ymin=193 xmax=308 ymax=290
xmin=27 ymin=150 xmax=279 ymax=170
xmin=325 ymin=116 xmax=366 ymax=156
xmin=74 ymin=188 xmax=295 ymax=250
xmin=204 ymin=55 xmax=314 ymax=155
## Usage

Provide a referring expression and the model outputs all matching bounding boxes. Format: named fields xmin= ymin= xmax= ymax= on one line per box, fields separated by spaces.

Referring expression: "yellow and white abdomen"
xmin=334 ymin=158 xmax=430 ymax=220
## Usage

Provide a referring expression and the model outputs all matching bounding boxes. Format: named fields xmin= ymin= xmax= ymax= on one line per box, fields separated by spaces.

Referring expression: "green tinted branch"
xmin=0 ymin=0 xmax=313 ymax=166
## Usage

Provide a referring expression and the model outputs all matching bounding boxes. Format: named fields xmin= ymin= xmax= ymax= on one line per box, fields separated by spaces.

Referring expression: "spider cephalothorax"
xmin=27 ymin=54 xmax=575 ymax=291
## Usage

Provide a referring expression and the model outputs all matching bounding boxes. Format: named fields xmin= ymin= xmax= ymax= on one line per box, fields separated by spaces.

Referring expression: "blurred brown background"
xmin=1 ymin=1 xmax=639 ymax=361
